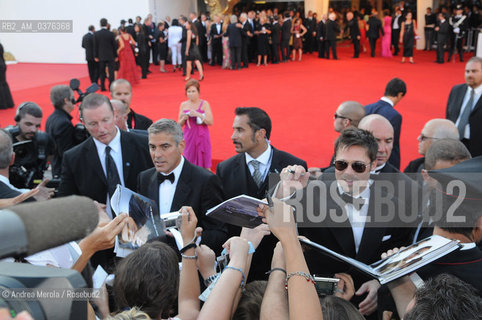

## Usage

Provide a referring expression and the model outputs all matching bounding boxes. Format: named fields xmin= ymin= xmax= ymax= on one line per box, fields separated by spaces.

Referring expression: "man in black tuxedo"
xmin=110 ymin=79 xmax=153 ymax=130
xmin=144 ymin=15 xmax=158 ymax=66
xmin=191 ymin=12 xmax=207 ymax=62
xmin=367 ymin=10 xmax=384 ymax=57
xmin=210 ymin=15 xmax=223 ymax=66
xmin=82 ymin=25 xmax=98 ymax=84
xmin=317 ymin=14 xmax=326 ymax=58
xmin=126 ymin=19 xmax=136 ymax=40
xmin=391 ymin=9 xmax=403 ymax=56
xmin=446 ymin=57 xmax=482 ymax=157
xmin=325 ymin=13 xmax=340 ymax=59
xmin=304 ymin=11 xmax=317 ymax=53
xmin=276 ymin=128 xmax=412 ymax=318
xmin=57 ymin=93 xmax=152 ymax=269
xmin=137 ymin=119 xmax=227 ymax=254
xmin=216 ymin=107 xmax=307 ymax=280
xmin=271 ymin=15 xmax=281 ymax=64
xmin=281 ymin=12 xmax=292 ymax=61
xmin=240 ymin=13 xmax=253 ymax=68
xmin=435 ymin=13 xmax=450 ymax=63
xmin=93 ymin=18 xmax=117 ymax=91
xmin=346 ymin=11 xmax=361 ymax=58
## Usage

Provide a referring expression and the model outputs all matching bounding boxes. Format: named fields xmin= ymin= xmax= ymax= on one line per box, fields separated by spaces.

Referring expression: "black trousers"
xmin=448 ymin=35 xmax=464 ymax=61
xmin=369 ymin=37 xmax=378 ymax=57
xmin=181 ymin=43 xmax=187 ymax=75
xmin=230 ymin=46 xmax=242 ymax=69
xmin=281 ymin=40 xmax=290 ymax=60
xmin=98 ymin=60 xmax=115 ymax=90
xmin=150 ymin=42 xmax=159 ymax=65
xmin=325 ymin=40 xmax=337 ymax=59
xmin=137 ymin=52 xmax=149 ymax=78
xmin=272 ymin=42 xmax=280 ymax=63
xmin=212 ymin=39 xmax=223 ymax=65
xmin=436 ymin=36 xmax=448 ymax=62
xmin=318 ymin=39 xmax=325 ymax=58
xmin=241 ymin=40 xmax=249 ymax=67
xmin=424 ymin=28 xmax=434 ymax=50
xmin=392 ymin=29 xmax=400 ymax=55
xmin=87 ymin=60 xmax=99 ymax=84
xmin=353 ymin=38 xmax=360 ymax=57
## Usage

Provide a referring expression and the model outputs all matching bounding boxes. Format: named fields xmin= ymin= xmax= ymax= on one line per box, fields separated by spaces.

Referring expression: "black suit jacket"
xmin=45 ymin=109 xmax=76 ymax=178
xmin=58 ymin=130 xmax=152 ymax=203
xmin=281 ymin=19 xmax=292 ymax=43
xmin=216 ymin=146 xmax=307 ymax=280
xmin=317 ymin=21 xmax=326 ymax=40
xmin=404 ymin=157 xmax=425 ymax=173
xmin=271 ymin=22 xmax=281 ymax=44
xmin=194 ymin=20 xmax=207 ymax=45
xmin=227 ymin=24 xmax=242 ymax=48
xmin=137 ymin=160 xmax=227 ymax=254
xmin=93 ymin=28 xmax=117 ymax=61
xmin=367 ymin=16 xmax=384 ymax=39
xmin=127 ymin=109 xmax=153 ymax=130
xmin=210 ymin=23 xmax=223 ymax=44
xmin=347 ymin=19 xmax=360 ymax=39
xmin=325 ymin=20 xmax=340 ymax=41
xmin=82 ymin=32 xmax=95 ymax=61
xmin=0 ymin=180 xmax=33 ymax=202
xmin=446 ymin=83 xmax=482 ymax=157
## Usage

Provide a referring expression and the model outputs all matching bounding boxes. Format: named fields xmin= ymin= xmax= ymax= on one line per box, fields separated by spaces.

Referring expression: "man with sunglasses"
xmin=275 ymin=128 xmax=412 ymax=318
xmin=404 ymin=119 xmax=459 ymax=174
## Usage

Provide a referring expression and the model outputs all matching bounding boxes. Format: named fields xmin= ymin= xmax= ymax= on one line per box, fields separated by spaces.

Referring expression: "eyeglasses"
xmin=419 ymin=134 xmax=438 ymax=141
xmin=334 ymin=160 xmax=369 ymax=173
xmin=334 ymin=113 xmax=351 ymax=121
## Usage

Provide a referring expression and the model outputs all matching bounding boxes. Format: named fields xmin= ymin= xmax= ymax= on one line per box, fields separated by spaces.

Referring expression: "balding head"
xmin=0 ymin=129 xmax=13 ymax=169
xmin=418 ymin=119 xmax=459 ymax=156
xmin=111 ymin=99 xmax=128 ymax=131
xmin=334 ymin=101 xmax=365 ymax=132
xmin=358 ymin=115 xmax=394 ymax=167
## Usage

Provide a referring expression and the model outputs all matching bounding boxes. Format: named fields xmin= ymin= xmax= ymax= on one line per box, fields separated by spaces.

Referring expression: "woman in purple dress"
xmin=381 ymin=10 xmax=393 ymax=57
xmin=177 ymin=79 xmax=213 ymax=169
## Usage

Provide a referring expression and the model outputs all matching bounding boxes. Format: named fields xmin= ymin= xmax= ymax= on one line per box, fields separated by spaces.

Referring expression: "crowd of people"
xmin=74 ymin=2 xmax=478 ymax=95
xmin=0 ymin=51 xmax=482 ymax=319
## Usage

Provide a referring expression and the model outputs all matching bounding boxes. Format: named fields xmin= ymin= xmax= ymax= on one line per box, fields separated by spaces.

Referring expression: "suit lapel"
xmin=84 ymin=138 xmax=107 ymax=185
xmin=326 ymin=197 xmax=357 ymax=257
xmin=453 ymin=85 xmax=468 ymax=118
xmin=471 ymin=91 xmax=482 ymax=116
xmin=234 ymin=155 xmax=249 ymax=194
xmin=170 ymin=161 xmax=192 ymax=211
xmin=147 ymin=170 xmax=160 ymax=210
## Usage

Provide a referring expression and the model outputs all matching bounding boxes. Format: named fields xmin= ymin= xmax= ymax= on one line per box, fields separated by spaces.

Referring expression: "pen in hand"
xmin=265 ymin=191 xmax=274 ymax=208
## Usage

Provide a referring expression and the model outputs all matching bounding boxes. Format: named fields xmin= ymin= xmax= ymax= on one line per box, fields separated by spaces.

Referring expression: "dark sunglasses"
xmin=334 ymin=113 xmax=351 ymax=121
xmin=334 ymin=160 xmax=368 ymax=173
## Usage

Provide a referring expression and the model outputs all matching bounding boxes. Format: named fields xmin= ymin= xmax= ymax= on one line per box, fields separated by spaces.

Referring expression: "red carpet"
xmin=1 ymin=45 xmax=466 ymax=170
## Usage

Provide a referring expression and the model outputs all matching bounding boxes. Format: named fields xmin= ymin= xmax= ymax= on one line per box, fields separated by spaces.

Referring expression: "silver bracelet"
xmin=181 ymin=253 xmax=197 ymax=260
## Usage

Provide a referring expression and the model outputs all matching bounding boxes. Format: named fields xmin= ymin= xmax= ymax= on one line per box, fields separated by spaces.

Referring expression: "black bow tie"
xmin=158 ymin=172 xmax=175 ymax=184
xmin=338 ymin=190 xmax=366 ymax=211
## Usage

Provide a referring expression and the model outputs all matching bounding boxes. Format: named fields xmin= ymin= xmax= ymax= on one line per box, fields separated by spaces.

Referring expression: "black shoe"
xmin=147 ymin=71 xmax=152 ymax=74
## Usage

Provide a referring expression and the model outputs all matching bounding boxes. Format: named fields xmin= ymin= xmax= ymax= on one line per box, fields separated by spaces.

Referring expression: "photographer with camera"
xmin=0 ymin=129 xmax=54 ymax=201
xmin=5 ymin=102 xmax=54 ymax=189
xmin=45 ymin=85 xmax=78 ymax=178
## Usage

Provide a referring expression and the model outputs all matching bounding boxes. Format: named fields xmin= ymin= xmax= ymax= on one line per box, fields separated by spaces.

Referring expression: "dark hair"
xmin=320 ymin=296 xmax=365 ymax=320
xmin=384 ymin=78 xmax=407 ymax=97
xmin=404 ymin=274 xmax=482 ymax=320
xmin=50 ymin=85 xmax=72 ymax=110
xmin=232 ymin=281 xmax=267 ymax=320
xmin=172 ymin=19 xmax=179 ymax=26
xmin=15 ymin=102 xmax=42 ymax=122
xmin=113 ymin=241 xmax=179 ymax=319
xmin=179 ymin=16 xmax=188 ymax=23
xmin=334 ymin=127 xmax=378 ymax=162
xmin=88 ymin=25 xmax=95 ymax=32
xmin=188 ymin=21 xmax=199 ymax=36
xmin=134 ymin=23 xmax=144 ymax=34
xmin=79 ymin=93 xmax=113 ymax=120
xmin=100 ymin=18 xmax=108 ymax=27
xmin=234 ymin=107 xmax=272 ymax=139
xmin=119 ymin=25 xmax=126 ymax=32
xmin=128 ymin=18 xmax=133 ymax=24
xmin=425 ymin=139 xmax=471 ymax=170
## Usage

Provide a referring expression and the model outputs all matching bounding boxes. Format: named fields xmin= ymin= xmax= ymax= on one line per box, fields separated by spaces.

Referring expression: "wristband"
xmin=203 ymin=273 xmax=220 ymax=287
xmin=180 ymin=243 xmax=196 ymax=254
xmin=181 ymin=253 xmax=197 ymax=260
xmin=248 ymin=241 xmax=255 ymax=254
xmin=285 ymin=271 xmax=315 ymax=290
xmin=224 ymin=266 xmax=246 ymax=291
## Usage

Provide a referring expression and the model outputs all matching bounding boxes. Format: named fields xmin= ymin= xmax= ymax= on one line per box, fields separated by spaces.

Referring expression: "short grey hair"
xmin=0 ymin=129 xmax=13 ymax=169
xmin=240 ymin=13 xmax=248 ymax=19
xmin=110 ymin=99 xmax=128 ymax=115
xmin=148 ymin=119 xmax=184 ymax=145
xmin=110 ymin=78 xmax=132 ymax=93
xmin=50 ymin=85 xmax=72 ymax=110
xmin=230 ymin=15 xmax=238 ymax=23
xmin=425 ymin=139 xmax=471 ymax=170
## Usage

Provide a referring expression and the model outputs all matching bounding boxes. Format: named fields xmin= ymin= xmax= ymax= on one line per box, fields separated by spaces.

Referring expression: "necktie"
xmin=338 ymin=190 xmax=365 ymax=211
xmin=457 ymin=88 xmax=474 ymax=138
xmin=250 ymin=160 xmax=263 ymax=188
xmin=105 ymin=146 xmax=121 ymax=199
xmin=158 ymin=172 xmax=175 ymax=184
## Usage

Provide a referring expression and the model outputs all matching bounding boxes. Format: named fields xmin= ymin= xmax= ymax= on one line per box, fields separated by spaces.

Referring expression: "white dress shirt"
xmin=245 ymin=144 xmax=273 ymax=184
xmin=371 ymin=163 xmax=386 ymax=174
xmin=380 ymin=96 xmax=395 ymax=107
xmin=159 ymin=156 xmax=185 ymax=215
xmin=455 ymin=84 xmax=482 ymax=139
xmin=93 ymin=128 xmax=125 ymax=217
xmin=337 ymin=181 xmax=371 ymax=254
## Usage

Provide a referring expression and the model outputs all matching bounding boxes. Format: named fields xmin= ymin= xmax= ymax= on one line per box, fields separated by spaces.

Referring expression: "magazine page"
xmin=111 ymin=185 xmax=165 ymax=250
xmin=206 ymin=195 xmax=268 ymax=228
